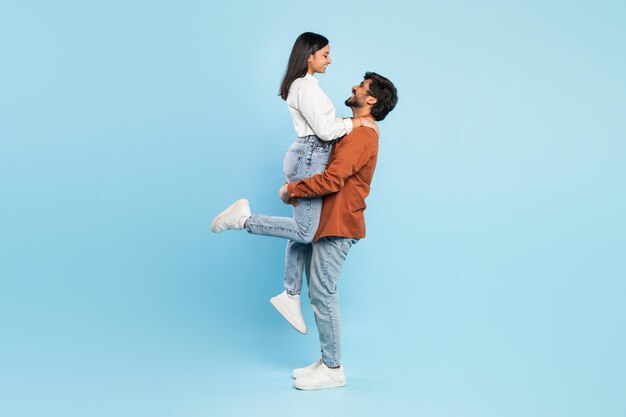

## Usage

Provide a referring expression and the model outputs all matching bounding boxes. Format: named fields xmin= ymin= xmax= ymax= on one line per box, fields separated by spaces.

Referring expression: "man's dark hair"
xmin=364 ymin=72 xmax=398 ymax=121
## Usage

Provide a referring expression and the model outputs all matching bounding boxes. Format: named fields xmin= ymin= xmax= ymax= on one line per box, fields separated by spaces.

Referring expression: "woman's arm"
xmin=351 ymin=117 xmax=379 ymax=137
xmin=293 ymin=81 xmax=380 ymax=140
xmin=295 ymin=81 xmax=350 ymax=141
xmin=292 ymin=81 xmax=375 ymax=139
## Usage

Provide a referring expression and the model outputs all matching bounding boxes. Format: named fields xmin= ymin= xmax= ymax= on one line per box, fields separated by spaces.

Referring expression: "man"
xmin=280 ymin=72 xmax=398 ymax=390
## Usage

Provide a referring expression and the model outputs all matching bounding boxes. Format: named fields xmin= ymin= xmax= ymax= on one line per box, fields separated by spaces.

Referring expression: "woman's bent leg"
xmin=264 ymin=135 xmax=331 ymax=330
xmin=246 ymin=195 xmax=323 ymax=243
xmin=278 ymin=136 xmax=331 ymax=296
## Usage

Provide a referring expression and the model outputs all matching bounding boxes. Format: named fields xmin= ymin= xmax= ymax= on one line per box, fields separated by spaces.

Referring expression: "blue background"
xmin=1 ymin=1 xmax=625 ymax=416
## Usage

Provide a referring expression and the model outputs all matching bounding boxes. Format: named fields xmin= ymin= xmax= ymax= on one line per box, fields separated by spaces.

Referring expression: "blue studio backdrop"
xmin=1 ymin=1 xmax=625 ymax=416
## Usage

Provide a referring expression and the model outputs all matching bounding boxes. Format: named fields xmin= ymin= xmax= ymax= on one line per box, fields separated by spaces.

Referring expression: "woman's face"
xmin=307 ymin=44 xmax=331 ymax=74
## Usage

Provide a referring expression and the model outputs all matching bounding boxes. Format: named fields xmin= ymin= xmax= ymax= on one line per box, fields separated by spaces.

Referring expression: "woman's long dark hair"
xmin=279 ymin=32 xmax=329 ymax=100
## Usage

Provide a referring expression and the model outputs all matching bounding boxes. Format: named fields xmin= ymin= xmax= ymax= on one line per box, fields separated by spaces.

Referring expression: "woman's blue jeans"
xmin=245 ymin=135 xmax=332 ymax=295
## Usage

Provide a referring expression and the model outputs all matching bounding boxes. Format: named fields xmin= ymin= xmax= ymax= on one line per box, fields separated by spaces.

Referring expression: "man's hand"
xmin=279 ymin=183 xmax=299 ymax=206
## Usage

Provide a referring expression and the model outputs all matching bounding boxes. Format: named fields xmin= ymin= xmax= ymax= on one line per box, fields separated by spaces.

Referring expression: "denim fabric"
xmin=305 ymin=236 xmax=358 ymax=368
xmin=245 ymin=135 xmax=333 ymax=294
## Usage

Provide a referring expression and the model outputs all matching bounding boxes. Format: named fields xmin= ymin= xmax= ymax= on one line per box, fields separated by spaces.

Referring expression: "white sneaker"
xmin=270 ymin=290 xmax=307 ymax=334
xmin=292 ymin=358 xmax=323 ymax=379
xmin=210 ymin=199 xmax=251 ymax=233
xmin=294 ymin=362 xmax=346 ymax=391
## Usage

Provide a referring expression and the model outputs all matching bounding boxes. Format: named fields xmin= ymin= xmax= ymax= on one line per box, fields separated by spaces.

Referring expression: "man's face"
xmin=345 ymin=79 xmax=374 ymax=108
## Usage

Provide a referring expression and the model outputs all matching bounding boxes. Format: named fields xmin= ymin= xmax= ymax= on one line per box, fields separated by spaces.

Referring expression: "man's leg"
xmin=293 ymin=237 xmax=357 ymax=390
xmin=308 ymin=237 xmax=356 ymax=367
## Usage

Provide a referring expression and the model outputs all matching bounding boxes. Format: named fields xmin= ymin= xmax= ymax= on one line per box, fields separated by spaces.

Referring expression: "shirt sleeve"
xmin=296 ymin=81 xmax=352 ymax=141
xmin=287 ymin=130 xmax=375 ymax=198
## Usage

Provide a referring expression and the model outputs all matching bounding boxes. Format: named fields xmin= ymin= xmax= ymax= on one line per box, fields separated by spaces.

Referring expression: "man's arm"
xmin=283 ymin=130 xmax=376 ymax=200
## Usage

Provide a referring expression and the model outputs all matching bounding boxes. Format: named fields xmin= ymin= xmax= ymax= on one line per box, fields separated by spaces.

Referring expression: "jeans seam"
xmin=322 ymin=241 xmax=339 ymax=366
xmin=249 ymin=224 xmax=295 ymax=233
xmin=248 ymin=222 xmax=317 ymax=244
xmin=293 ymin=241 xmax=305 ymax=295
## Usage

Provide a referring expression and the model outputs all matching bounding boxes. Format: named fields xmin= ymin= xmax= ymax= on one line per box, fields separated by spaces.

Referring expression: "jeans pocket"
xmin=283 ymin=148 xmax=305 ymax=180
xmin=310 ymin=145 xmax=332 ymax=175
xmin=328 ymin=236 xmax=353 ymax=254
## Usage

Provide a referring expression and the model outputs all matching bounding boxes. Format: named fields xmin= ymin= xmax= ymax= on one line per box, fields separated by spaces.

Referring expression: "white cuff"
xmin=342 ymin=117 xmax=353 ymax=135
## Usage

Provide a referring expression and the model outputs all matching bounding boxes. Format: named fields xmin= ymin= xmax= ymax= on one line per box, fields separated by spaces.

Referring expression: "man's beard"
xmin=344 ymin=95 xmax=358 ymax=108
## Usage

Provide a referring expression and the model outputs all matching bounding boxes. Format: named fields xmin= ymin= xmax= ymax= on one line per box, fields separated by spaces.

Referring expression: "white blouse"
xmin=286 ymin=74 xmax=353 ymax=142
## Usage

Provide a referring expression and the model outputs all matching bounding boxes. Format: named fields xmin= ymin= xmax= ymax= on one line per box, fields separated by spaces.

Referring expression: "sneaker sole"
xmin=293 ymin=380 xmax=346 ymax=391
xmin=270 ymin=297 xmax=307 ymax=335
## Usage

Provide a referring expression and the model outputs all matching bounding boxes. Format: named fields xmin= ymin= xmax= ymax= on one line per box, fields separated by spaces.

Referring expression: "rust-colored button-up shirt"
xmin=287 ymin=116 xmax=379 ymax=240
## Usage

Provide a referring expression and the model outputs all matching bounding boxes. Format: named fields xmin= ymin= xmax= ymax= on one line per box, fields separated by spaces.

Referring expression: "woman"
xmin=210 ymin=32 xmax=378 ymax=334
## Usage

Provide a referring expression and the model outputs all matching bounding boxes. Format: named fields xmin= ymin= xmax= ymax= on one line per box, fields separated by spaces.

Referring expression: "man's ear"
xmin=366 ymin=96 xmax=378 ymax=106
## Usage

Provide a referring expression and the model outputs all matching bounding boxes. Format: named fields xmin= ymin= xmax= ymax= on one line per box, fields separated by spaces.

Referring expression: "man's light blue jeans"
xmin=245 ymin=135 xmax=333 ymax=295
xmin=305 ymin=236 xmax=358 ymax=368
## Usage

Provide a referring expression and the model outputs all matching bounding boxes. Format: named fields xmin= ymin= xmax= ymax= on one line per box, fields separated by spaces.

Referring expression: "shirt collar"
xmin=304 ymin=73 xmax=319 ymax=83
